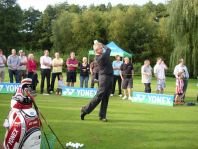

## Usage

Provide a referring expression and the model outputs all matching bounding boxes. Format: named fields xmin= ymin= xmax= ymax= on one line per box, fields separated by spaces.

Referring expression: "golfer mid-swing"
xmin=81 ymin=42 xmax=113 ymax=122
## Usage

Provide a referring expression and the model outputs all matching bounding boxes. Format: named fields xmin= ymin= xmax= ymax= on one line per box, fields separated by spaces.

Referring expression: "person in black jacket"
xmin=79 ymin=57 xmax=90 ymax=88
xmin=81 ymin=42 xmax=113 ymax=122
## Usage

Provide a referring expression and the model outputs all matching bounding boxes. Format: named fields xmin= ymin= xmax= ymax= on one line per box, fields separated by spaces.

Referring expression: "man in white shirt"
xmin=173 ymin=58 xmax=189 ymax=101
xmin=40 ymin=50 xmax=52 ymax=94
xmin=0 ymin=49 xmax=6 ymax=83
xmin=154 ymin=57 xmax=168 ymax=94
xmin=141 ymin=60 xmax=152 ymax=93
xmin=18 ymin=50 xmax=27 ymax=82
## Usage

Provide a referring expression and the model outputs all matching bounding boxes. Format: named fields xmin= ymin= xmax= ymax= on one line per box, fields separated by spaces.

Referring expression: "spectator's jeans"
xmin=111 ymin=75 xmax=122 ymax=95
xmin=51 ymin=72 xmax=62 ymax=92
xmin=183 ymin=79 xmax=188 ymax=93
xmin=8 ymin=69 xmax=19 ymax=83
xmin=28 ymin=72 xmax=34 ymax=78
xmin=144 ymin=83 xmax=151 ymax=93
xmin=18 ymin=70 xmax=27 ymax=82
xmin=80 ymin=76 xmax=89 ymax=88
xmin=182 ymin=79 xmax=188 ymax=101
xmin=40 ymin=69 xmax=51 ymax=93
xmin=0 ymin=67 xmax=5 ymax=82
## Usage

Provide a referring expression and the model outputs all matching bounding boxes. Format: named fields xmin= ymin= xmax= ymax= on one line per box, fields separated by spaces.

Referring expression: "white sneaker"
xmin=128 ymin=96 xmax=132 ymax=100
xmin=122 ymin=96 xmax=127 ymax=100
xmin=119 ymin=94 xmax=122 ymax=97
xmin=110 ymin=94 xmax=114 ymax=97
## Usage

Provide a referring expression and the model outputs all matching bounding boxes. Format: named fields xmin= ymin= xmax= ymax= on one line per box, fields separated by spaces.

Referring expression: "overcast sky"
xmin=17 ymin=0 xmax=166 ymax=11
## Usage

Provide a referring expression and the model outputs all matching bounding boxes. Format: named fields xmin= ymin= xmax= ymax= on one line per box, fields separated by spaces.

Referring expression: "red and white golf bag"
xmin=3 ymin=78 xmax=42 ymax=149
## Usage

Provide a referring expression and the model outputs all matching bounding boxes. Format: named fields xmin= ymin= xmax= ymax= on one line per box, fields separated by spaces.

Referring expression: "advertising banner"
xmin=62 ymin=86 xmax=97 ymax=98
xmin=0 ymin=83 xmax=20 ymax=94
xmin=132 ymin=92 xmax=174 ymax=106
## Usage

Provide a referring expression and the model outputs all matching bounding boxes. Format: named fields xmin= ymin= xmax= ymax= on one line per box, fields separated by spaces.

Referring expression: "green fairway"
xmin=0 ymin=77 xmax=198 ymax=149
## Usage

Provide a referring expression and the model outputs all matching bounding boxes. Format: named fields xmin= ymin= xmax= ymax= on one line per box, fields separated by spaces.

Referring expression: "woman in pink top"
xmin=27 ymin=53 xmax=37 ymax=78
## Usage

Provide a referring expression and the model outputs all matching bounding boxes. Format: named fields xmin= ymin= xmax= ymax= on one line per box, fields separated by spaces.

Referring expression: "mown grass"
xmin=0 ymin=72 xmax=198 ymax=149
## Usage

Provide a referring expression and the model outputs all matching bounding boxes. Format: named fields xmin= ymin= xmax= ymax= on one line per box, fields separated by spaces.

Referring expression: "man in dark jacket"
xmin=81 ymin=42 xmax=113 ymax=122
xmin=90 ymin=60 xmax=99 ymax=88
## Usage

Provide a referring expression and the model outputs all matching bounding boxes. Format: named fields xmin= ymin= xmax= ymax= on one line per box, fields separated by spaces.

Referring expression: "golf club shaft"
xmin=30 ymin=97 xmax=51 ymax=149
xmin=29 ymin=94 xmax=65 ymax=149
xmin=39 ymin=111 xmax=65 ymax=149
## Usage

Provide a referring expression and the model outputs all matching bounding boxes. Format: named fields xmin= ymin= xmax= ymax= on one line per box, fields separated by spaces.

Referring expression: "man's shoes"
xmin=110 ymin=94 xmax=114 ymax=97
xmin=99 ymin=117 xmax=108 ymax=122
xmin=80 ymin=107 xmax=86 ymax=120
xmin=119 ymin=94 xmax=122 ymax=97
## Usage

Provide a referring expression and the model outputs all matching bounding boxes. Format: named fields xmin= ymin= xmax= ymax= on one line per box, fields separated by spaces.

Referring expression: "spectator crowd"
xmin=0 ymin=48 xmax=189 ymax=104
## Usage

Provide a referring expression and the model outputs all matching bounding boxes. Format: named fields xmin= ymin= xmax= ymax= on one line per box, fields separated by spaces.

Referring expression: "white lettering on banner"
xmin=64 ymin=88 xmax=75 ymax=95
xmin=148 ymin=95 xmax=171 ymax=104
xmin=8 ymin=128 xmax=19 ymax=145
xmin=133 ymin=94 xmax=146 ymax=102
xmin=77 ymin=90 xmax=81 ymax=96
xmin=0 ymin=85 xmax=3 ymax=91
xmin=77 ymin=90 xmax=97 ymax=97
xmin=90 ymin=90 xmax=97 ymax=96
xmin=5 ymin=85 xmax=19 ymax=92
xmin=166 ymin=98 xmax=171 ymax=104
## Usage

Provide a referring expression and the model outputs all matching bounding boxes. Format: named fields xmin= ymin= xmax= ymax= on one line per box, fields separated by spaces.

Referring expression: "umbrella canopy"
xmin=88 ymin=41 xmax=132 ymax=58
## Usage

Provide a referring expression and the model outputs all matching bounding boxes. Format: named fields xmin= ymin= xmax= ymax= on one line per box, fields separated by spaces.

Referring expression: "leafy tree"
xmin=51 ymin=12 xmax=76 ymax=53
xmin=169 ymin=0 xmax=198 ymax=77
xmin=0 ymin=0 xmax=23 ymax=55
xmin=21 ymin=7 xmax=42 ymax=50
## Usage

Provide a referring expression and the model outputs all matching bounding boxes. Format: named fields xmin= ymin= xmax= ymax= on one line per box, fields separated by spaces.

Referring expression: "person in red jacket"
xmin=27 ymin=53 xmax=37 ymax=78
xmin=27 ymin=53 xmax=38 ymax=91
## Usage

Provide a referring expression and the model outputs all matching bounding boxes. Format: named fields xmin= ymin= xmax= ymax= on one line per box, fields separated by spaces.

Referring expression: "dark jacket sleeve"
xmin=79 ymin=63 xmax=82 ymax=73
xmin=96 ymin=47 xmax=111 ymax=65
xmin=120 ymin=64 xmax=123 ymax=71
xmin=87 ymin=64 xmax=90 ymax=73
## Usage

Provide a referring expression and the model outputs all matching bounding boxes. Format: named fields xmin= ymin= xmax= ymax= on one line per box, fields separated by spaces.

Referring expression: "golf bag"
xmin=3 ymin=78 xmax=41 ymax=149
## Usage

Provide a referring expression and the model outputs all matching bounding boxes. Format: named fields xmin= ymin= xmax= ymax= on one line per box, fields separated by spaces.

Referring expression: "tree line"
xmin=0 ymin=0 xmax=197 ymax=77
